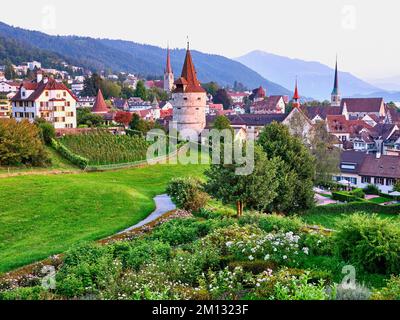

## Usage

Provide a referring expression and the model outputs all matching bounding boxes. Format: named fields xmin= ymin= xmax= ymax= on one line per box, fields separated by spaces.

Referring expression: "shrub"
xmin=334 ymin=283 xmax=371 ymax=300
xmin=37 ymin=122 xmax=56 ymax=145
xmin=124 ymin=240 xmax=171 ymax=271
xmin=166 ymin=177 xmax=209 ymax=212
xmin=196 ymin=267 xmax=254 ymax=300
xmin=56 ymin=244 xmax=121 ymax=298
xmin=371 ymin=276 xmax=400 ymax=300
xmin=306 ymin=202 xmax=400 ymax=215
xmin=248 ymin=268 xmax=329 ymax=300
xmin=148 ymin=218 xmax=229 ymax=245
xmin=363 ymin=184 xmax=380 ymax=195
xmin=0 ymin=119 xmax=50 ymax=166
xmin=331 ymin=191 xmax=361 ymax=203
xmin=334 ymin=214 xmax=400 ymax=274
xmin=239 ymin=213 xmax=304 ymax=233
xmin=51 ymin=138 xmax=89 ymax=169
xmin=350 ymin=188 xmax=365 ymax=199
xmin=228 ymin=260 xmax=277 ymax=274
xmin=0 ymin=286 xmax=51 ymax=300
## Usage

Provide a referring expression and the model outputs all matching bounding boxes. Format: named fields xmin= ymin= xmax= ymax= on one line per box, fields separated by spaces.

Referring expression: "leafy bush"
xmin=239 ymin=213 xmax=304 ymax=233
xmin=248 ymin=268 xmax=329 ymax=300
xmin=334 ymin=214 xmax=400 ymax=274
xmin=122 ymin=239 xmax=171 ymax=271
xmin=363 ymin=184 xmax=380 ymax=195
xmin=228 ymin=260 xmax=276 ymax=274
xmin=331 ymin=191 xmax=361 ymax=203
xmin=56 ymin=244 xmax=121 ymax=298
xmin=0 ymin=119 xmax=50 ymax=166
xmin=371 ymin=276 xmax=400 ymax=300
xmin=37 ymin=121 xmax=56 ymax=145
xmin=196 ymin=267 xmax=254 ymax=300
xmin=51 ymin=138 xmax=89 ymax=169
xmin=350 ymin=188 xmax=365 ymax=199
xmin=148 ymin=218 xmax=233 ymax=245
xmin=0 ymin=286 xmax=51 ymax=300
xmin=334 ymin=283 xmax=371 ymax=300
xmin=167 ymin=177 xmax=209 ymax=213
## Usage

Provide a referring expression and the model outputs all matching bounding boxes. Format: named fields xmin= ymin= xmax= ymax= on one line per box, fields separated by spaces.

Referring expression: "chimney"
xmin=36 ymin=70 xmax=43 ymax=83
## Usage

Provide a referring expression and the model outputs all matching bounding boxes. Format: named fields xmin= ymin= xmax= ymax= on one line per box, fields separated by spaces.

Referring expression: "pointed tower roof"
xmin=165 ymin=46 xmax=173 ymax=74
xmin=92 ymin=89 xmax=109 ymax=113
xmin=174 ymin=41 xmax=205 ymax=93
xmin=293 ymin=78 xmax=300 ymax=100
xmin=332 ymin=57 xmax=339 ymax=95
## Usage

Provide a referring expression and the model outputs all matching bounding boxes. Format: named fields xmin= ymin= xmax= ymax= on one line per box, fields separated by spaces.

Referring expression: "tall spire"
xmin=332 ymin=56 xmax=339 ymax=95
xmin=165 ymin=45 xmax=172 ymax=74
xmin=293 ymin=77 xmax=300 ymax=100
xmin=293 ymin=77 xmax=300 ymax=108
xmin=331 ymin=56 xmax=341 ymax=107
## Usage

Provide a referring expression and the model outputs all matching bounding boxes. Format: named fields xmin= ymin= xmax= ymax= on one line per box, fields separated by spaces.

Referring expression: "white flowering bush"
xmin=249 ymin=268 xmax=330 ymax=300
xmin=226 ymin=230 xmax=309 ymax=267
xmin=196 ymin=267 xmax=254 ymax=300
xmin=100 ymin=263 xmax=192 ymax=300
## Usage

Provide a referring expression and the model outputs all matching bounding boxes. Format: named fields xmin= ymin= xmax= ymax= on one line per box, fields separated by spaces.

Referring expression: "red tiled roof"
xmin=252 ymin=96 xmax=284 ymax=113
xmin=359 ymin=155 xmax=400 ymax=179
xmin=341 ymin=98 xmax=384 ymax=113
xmin=11 ymin=78 xmax=77 ymax=102
xmin=326 ymin=115 xmax=350 ymax=133
xmin=174 ymin=47 xmax=205 ymax=94
xmin=301 ymin=106 xmax=342 ymax=120
xmin=92 ymin=89 xmax=109 ymax=113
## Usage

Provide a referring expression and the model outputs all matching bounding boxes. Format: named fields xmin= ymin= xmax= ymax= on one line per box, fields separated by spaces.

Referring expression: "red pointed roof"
xmin=92 ymin=89 xmax=109 ymax=113
xmin=165 ymin=47 xmax=173 ymax=74
xmin=174 ymin=44 xmax=205 ymax=93
xmin=293 ymin=79 xmax=300 ymax=100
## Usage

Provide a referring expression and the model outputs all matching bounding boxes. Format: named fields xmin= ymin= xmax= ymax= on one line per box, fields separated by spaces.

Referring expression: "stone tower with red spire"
xmin=172 ymin=42 xmax=206 ymax=133
xmin=292 ymin=78 xmax=300 ymax=108
xmin=163 ymin=46 xmax=174 ymax=93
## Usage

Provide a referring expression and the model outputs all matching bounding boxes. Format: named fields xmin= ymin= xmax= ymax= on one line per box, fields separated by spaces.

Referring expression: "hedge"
xmin=331 ymin=191 xmax=362 ymax=203
xmin=51 ymin=138 xmax=89 ymax=169
xmin=306 ymin=202 xmax=400 ymax=215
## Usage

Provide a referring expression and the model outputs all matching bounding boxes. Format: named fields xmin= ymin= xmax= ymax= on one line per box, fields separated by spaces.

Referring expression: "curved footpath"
xmin=118 ymin=194 xmax=176 ymax=234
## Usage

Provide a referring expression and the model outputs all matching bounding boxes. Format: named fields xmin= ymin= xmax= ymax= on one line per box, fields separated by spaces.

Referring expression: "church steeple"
xmin=293 ymin=77 xmax=300 ymax=108
xmin=163 ymin=45 xmax=174 ymax=93
xmin=331 ymin=56 xmax=341 ymax=107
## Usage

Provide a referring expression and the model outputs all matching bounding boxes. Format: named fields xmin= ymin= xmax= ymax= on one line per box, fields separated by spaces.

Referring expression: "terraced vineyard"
xmin=59 ymin=130 xmax=149 ymax=165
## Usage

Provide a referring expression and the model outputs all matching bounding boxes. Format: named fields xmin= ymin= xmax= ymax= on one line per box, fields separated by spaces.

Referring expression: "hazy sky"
xmin=0 ymin=0 xmax=398 ymax=79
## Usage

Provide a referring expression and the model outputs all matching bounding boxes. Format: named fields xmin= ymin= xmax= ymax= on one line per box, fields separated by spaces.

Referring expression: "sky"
xmin=0 ymin=0 xmax=398 ymax=80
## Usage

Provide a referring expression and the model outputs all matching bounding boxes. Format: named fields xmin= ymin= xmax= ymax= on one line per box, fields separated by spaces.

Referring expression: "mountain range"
xmin=236 ymin=50 xmax=400 ymax=102
xmin=0 ymin=22 xmax=290 ymax=96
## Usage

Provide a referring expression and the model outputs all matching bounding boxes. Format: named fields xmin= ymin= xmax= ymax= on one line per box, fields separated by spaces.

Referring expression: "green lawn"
xmin=302 ymin=211 xmax=400 ymax=229
xmin=0 ymin=147 xmax=79 ymax=175
xmin=368 ymin=197 xmax=392 ymax=204
xmin=0 ymin=163 xmax=207 ymax=273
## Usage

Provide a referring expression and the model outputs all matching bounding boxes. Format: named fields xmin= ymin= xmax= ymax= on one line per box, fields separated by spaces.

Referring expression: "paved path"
xmin=118 ymin=194 xmax=176 ymax=234
xmin=314 ymin=193 xmax=337 ymax=206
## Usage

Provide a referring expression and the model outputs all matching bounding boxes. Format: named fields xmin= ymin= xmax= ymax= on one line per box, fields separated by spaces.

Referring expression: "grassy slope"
xmin=0 ymin=163 xmax=207 ymax=273
xmin=302 ymin=212 xmax=400 ymax=229
xmin=0 ymin=147 xmax=79 ymax=175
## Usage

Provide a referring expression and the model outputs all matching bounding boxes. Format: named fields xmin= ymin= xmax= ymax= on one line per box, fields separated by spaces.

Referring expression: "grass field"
xmin=302 ymin=211 xmax=400 ymax=229
xmin=0 ymin=147 xmax=79 ymax=175
xmin=0 ymin=163 xmax=207 ymax=273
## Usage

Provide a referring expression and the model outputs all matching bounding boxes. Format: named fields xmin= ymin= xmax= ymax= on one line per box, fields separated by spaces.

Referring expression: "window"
xmin=63 ymin=92 xmax=67 ymax=97
xmin=45 ymin=91 xmax=49 ymax=97
xmin=375 ymin=177 xmax=385 ymax=185
xmin=362 ymin=176 xmax=371 ymax=184
xmin=386 ymin=178 xmax=396 ymax=186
